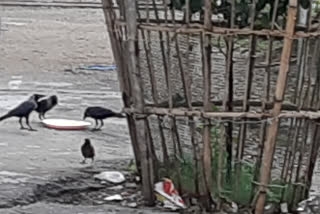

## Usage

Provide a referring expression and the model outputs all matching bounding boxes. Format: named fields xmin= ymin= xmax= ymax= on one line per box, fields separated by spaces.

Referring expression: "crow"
xmin=0 ymin=94 xmax=45 ymax=131
xmin=81 ymin=138 xmax=95 ymax=164
xmin=35 ymin=95 xmax=58 ymax=120
xmin=83 ymin=106 xmax=125 ymax=130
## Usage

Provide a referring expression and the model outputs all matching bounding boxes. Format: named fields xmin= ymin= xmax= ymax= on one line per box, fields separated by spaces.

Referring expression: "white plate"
xmin=42 ymin=118 xmax=91 ymax=130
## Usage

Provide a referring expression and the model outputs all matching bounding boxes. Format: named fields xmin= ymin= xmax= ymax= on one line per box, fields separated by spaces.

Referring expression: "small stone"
xmin=104 ymin=194 xmax=123 ymax=201
xmin=94 ymin=201 xmax=105 ymax=205
xmin=280 ymin=203 xmax=288 ymax=213
xmin=191 ymin=197 xmax=198 ymax=205
xmin=127 ymin=202 xmax=138 ymax=208
xmin=264 ymin=204 xmax=278 ymax=214
xmin=125 ymin=182 xmax=137 ymax=189
xmin=108 ymin=185 xmax=124 ymax=190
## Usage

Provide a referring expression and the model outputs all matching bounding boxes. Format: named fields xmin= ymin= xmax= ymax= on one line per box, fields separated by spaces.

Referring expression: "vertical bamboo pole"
xmin=237 ymin=0 xmax=257 ymax=166
xmin=222 ymin=0 xmax=235 ymax=181
xmin=139 ymin=16 xmax=169 ymax=164
xmin=145 ymin=4 xmax=170 ymax=164
xmin=292 ymin=119 xmax=309 ymax=204
xmin=124 ymin=0 xmax=154 ymax=205
xmin=202 ymin=0 xmax=213 ymax=208
xmin=252 ymin=0 xmax=280 ymax=203
xmin=102 ymin=0 xmax=141 ymax=172
xmin=255 ymin=1 xmax=298 ymax=213
xmin=304 ymin=125 xmax=320 ymax=197
xmin=180 ymin=0 xmax=200 ymax=195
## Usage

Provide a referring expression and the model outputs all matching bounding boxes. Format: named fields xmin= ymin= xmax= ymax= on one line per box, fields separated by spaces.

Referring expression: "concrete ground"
xmin=0 ymin=5 xmax=172 ymax=214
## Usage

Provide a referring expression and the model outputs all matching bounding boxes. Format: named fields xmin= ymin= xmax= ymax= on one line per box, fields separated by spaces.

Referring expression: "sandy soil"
xmin=0 ymin=5 xmax=161 ymax=213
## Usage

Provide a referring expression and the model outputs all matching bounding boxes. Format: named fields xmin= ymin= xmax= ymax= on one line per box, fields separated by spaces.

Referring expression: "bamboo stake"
xmin=124 ymin=0 xmax=154 ymax=205
xmin=222 ymin=0 xmax=235 ymax=184
xmin=201 ymin=0 xmax=213 ymax=209
xmin=299 ymin=0 xmax=313 ymax=108
xmin=237 ymin=0 xmax=257 ymax=163
xmin=251 ymin=0 xmax=277 ymax=197
xmin=304 ymin=125 xmax=320 ymax=197
xmin=146 ymin=118 xmax=160 ymax=181
xmin=187 ymin=3 xmax=200 ymax=195
xmin=163 ymin=0 xmax=184 ymax=193
xmin=102 ymin=0 xmax=141 ymax=173
xmin=292 ymin=119 xmax=309 ymax=204
xmin=280 ymin=118 xmax=296 ymax=180
xmin=167 ymin=2 xmax=184 ymax=159
xmin=280 ymin=119 xmax=300 ymax=201
xmin=135 ymin=4 xmax=161 ymax=181
xmin=287 ymin=119 xmax=303 ymax=183
xmin=255 ymin=1 xmax=298 ymax=213
xmin=144 ymin=4 xmax=170 ymax=165
xmin=151 ymin=0 xmax=172 ymax=108
xmin=140 ymin=26 xmax=169 ymax=164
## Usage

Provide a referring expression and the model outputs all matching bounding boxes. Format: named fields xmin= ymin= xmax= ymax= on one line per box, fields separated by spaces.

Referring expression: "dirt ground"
xmin=0 ymin=5 xmax=173 ymax=214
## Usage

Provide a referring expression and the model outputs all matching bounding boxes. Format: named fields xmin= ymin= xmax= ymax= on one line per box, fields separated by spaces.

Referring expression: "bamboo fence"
xmin=102 ymin=0 xmax=320 ymax=213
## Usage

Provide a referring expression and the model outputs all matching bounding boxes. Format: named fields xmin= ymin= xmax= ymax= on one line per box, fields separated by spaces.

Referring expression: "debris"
xmin=264 ymin=204 xmax=277 ymax=214
xmin=107 ymin=185 xmax=124 ymax=190
xmin=154 ymin=178 xmax=186 ymax=210
xmin=127 ymin=202 xmax=138 ymax=208
xmin=104 ymin=194 xmax=123 ymax=201
xmin=8 ymin=76 xmax=22 ymax=90
xmin=280 ymin=203 xmax=288 ymax=213
xmin=162 ymin=200 xmax=180 ymax=211
xmin=296 ymin=196 xmax=320 ymax=214
xmin=125 ymin=182 xmax=137 ymax=189
xmin=78 ymin=65 xmax=116 ymax=71
xmin=222 ymin=201 xmax=238 ymax=213
xmin=94 ymin=171 xmax=126 ymax=184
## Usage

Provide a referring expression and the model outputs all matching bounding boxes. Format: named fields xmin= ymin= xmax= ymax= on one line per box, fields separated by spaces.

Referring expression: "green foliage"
xmin=157 ymin=116 xmax=300 ymax=207
xmin=169 ymin=0 xmax=310 ymax=28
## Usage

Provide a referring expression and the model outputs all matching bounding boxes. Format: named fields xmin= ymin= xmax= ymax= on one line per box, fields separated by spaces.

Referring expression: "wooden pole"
xmin=101 ymin=0 xmax=141 ymax=173
xmin=202 ymin=0 xmax=213 ymax=208
xmin=255 ymin=1 xmax=298 ymax=213
xmin=237 ymin=0 xmax=257 ymax=164
xmin=124 ymin=0 xmax=155 ymax=205
xmin=222 ymin=0 xmax=235 ymax=183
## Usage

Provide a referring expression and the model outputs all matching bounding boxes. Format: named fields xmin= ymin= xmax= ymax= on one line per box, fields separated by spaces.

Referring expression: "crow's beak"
xmin=37 ymin=94 xmax=46 ymax=98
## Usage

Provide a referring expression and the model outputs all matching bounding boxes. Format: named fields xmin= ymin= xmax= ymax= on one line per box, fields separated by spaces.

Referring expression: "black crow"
xmin=35 ymin=95 xmax=58 ymax=120
xmin=81 ymin=138 xmax=95 ymax=164
xmin=83 ymin=106 xmax=125 ymax=130
xmin=0 ymin=94 xmax=45 ymax=131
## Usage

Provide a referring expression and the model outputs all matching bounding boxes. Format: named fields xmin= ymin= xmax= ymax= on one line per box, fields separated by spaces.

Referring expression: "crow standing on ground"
xmin=35 ymin=95 xmax=58 ymax=120
xmin=0 ymin=94 xmax=45 ymax=131
xmin=81 ymin=138 xmax=95 ymax=164
xmin=83 ymin=106 xmax=125 ymax=130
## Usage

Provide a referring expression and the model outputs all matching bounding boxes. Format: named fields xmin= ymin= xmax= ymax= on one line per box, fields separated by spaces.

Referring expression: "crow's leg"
xmin=26 ymin=116 xmax=37 ymax=131
xmin=94 ymin=120 xmax=103 ymax=131
xmin=91 ymin=158 xmax=94 ymax=164
xmin=91 ymin=119 xmax=100 ymax=131
xmin=98 ymin=119 xmax=104 ymax=129
xmin=43 ymin=113 xmax=46 ymax=119
xmin=38 ymin=113 xmax=42 ymax=120
xmin=81 ymin=158 xmax=86 ymax=164
xmin=19 ymin=117 xmax=27 ymax=130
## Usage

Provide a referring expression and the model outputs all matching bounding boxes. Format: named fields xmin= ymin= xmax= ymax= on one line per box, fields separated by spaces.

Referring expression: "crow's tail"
xmin=0 ymin=113 xmax=11 ymax=121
